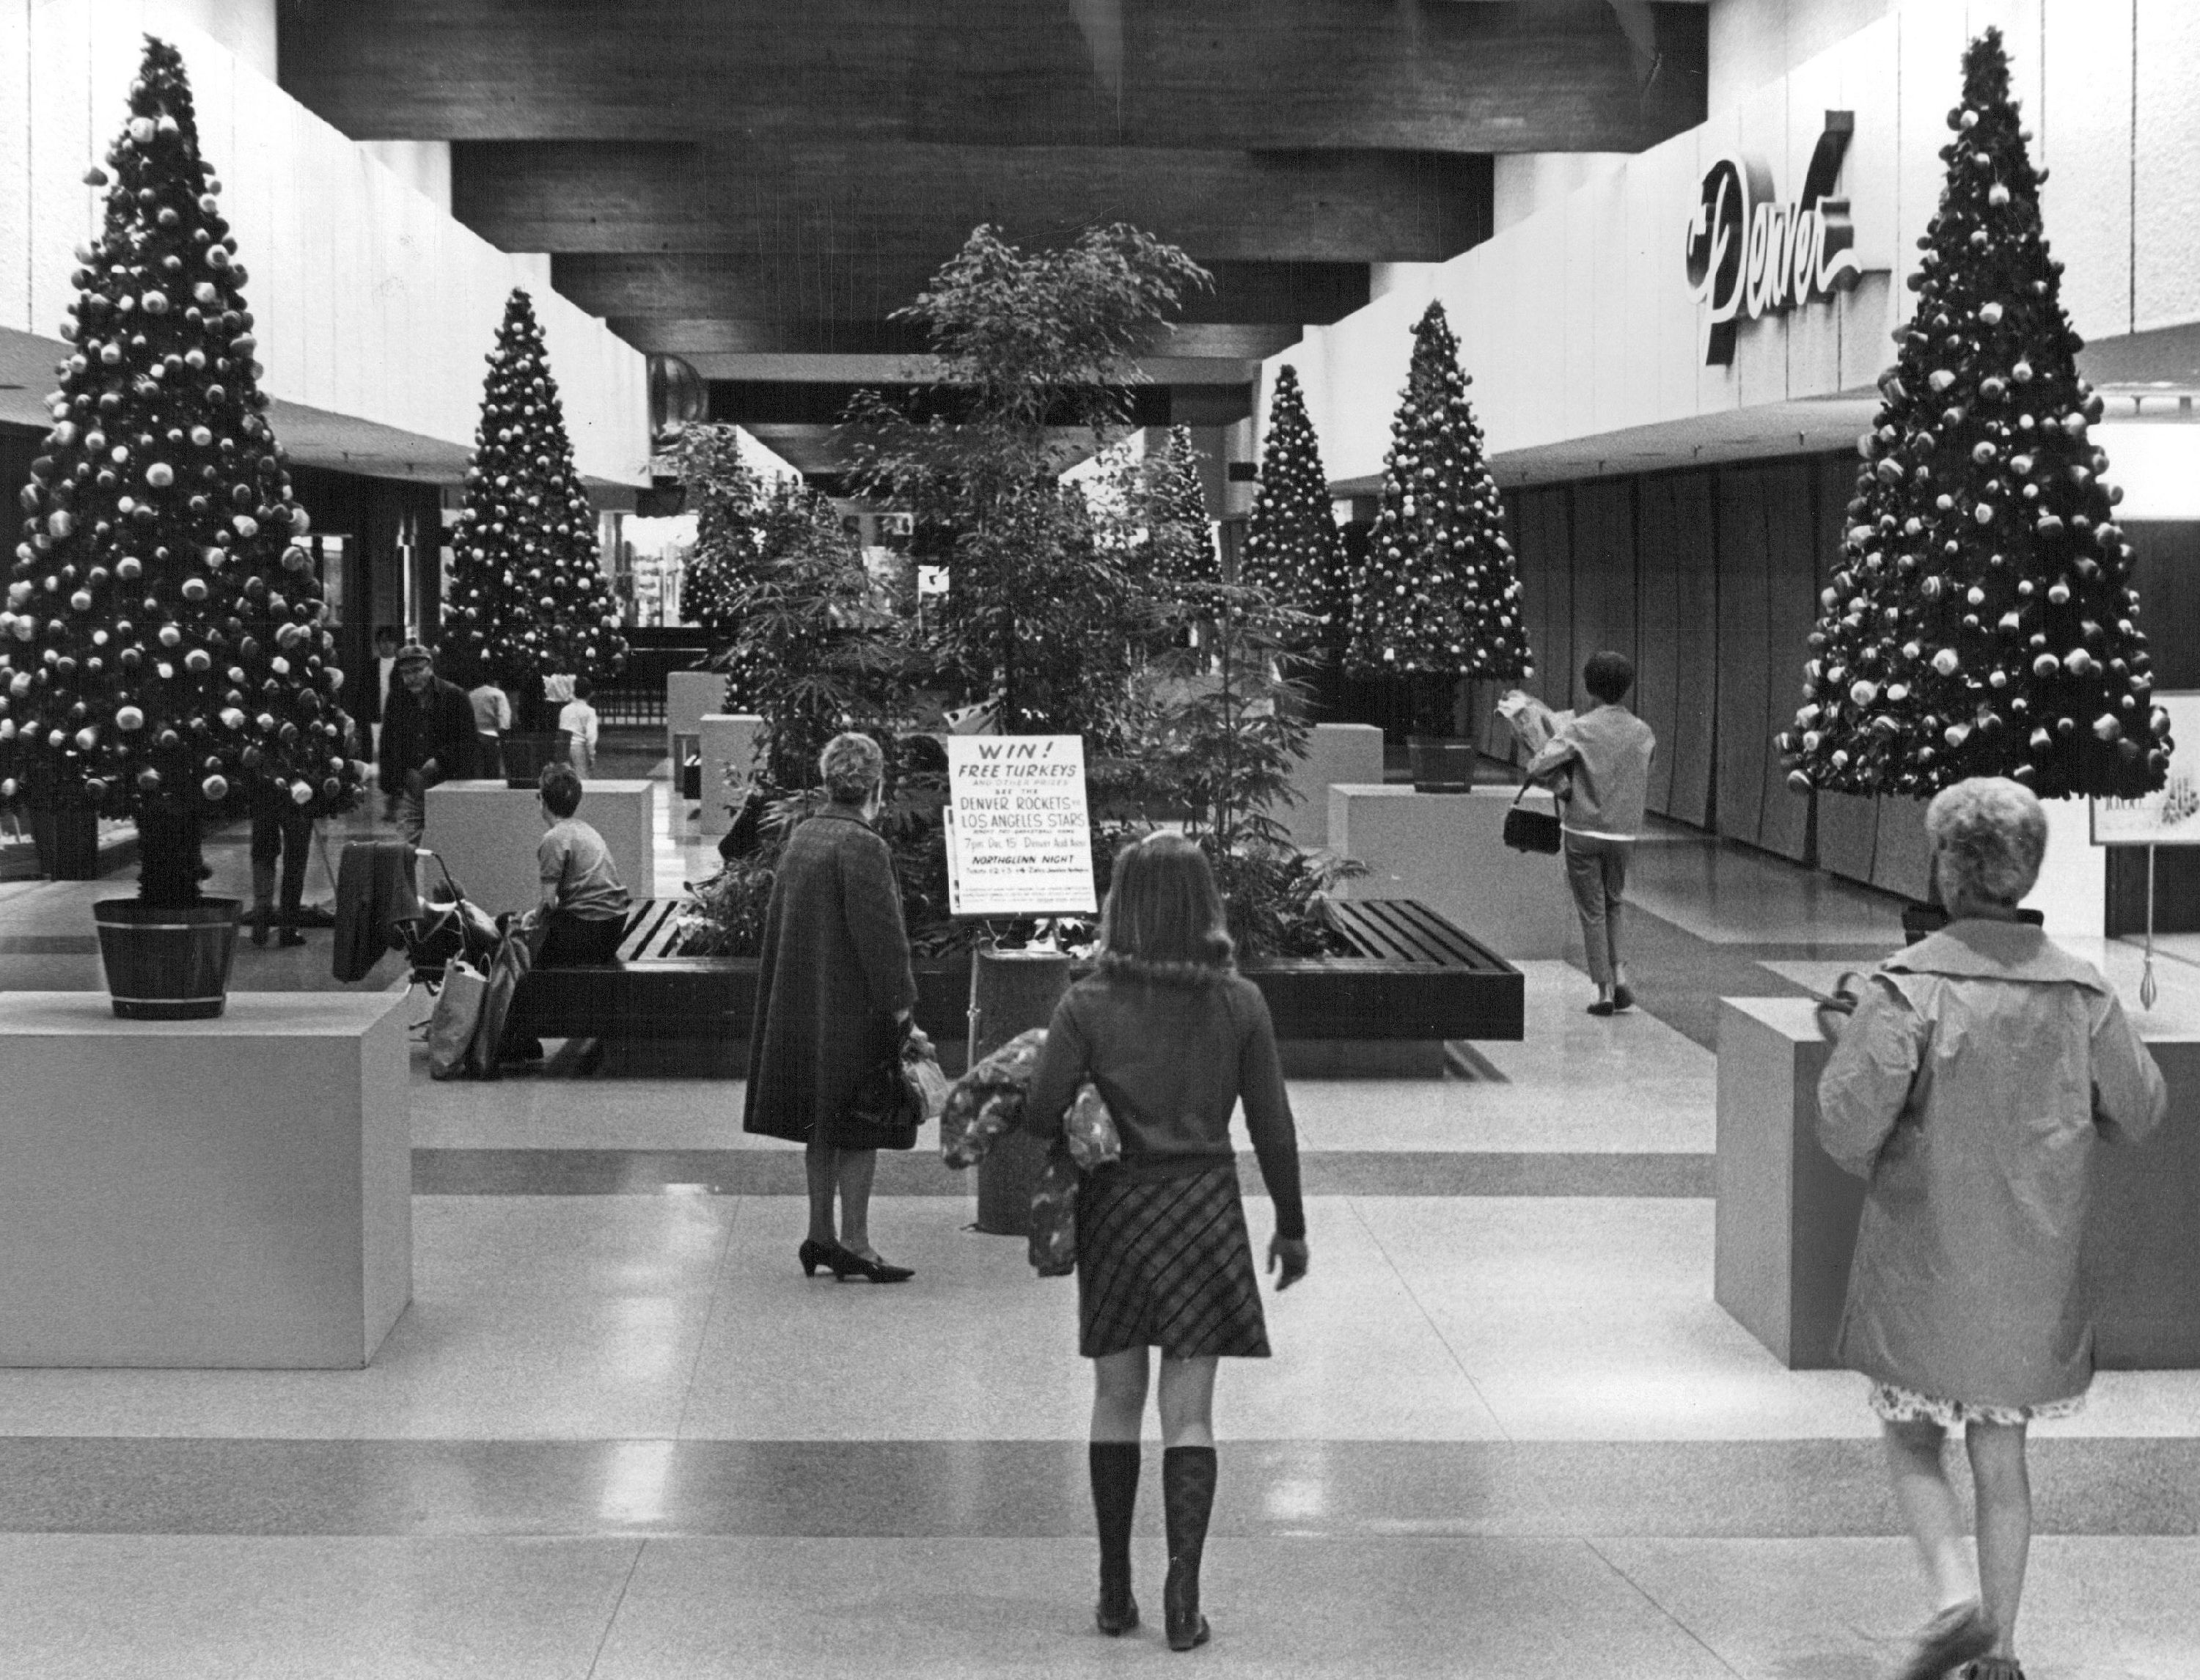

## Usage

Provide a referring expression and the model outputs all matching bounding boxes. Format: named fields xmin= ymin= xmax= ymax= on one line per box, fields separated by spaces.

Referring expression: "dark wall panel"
xmin=1636 ymin=471 xmax=1717 ymax=826
xmin=1514 ymin=487 xmax=1573 ymax=716
xmin=1569 ymin=478 xmax=1638 ymax=694
xmin=1715 ymin=466 xmax=1772 ymax=844
xmin=1754 ymin=459 xmax=1819 ymax=861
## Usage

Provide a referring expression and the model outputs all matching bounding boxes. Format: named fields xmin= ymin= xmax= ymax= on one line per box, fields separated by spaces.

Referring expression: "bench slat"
xmin=615 ymin=900 xmax=678 ymax=962
xmin=1349 ymin=900 xmax=1451 ymax=964
xmin=1327 ymin=900 xmax=1420 ymax=963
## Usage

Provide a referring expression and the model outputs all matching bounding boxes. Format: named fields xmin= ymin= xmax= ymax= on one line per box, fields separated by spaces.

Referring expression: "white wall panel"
xmin=1 ymin=2 xmax=648 ymax=484
xmin=2037 ymin=0 xmax=2133 ymax=343
xmin=2133 ymin=0 xmax=2200 ymax=333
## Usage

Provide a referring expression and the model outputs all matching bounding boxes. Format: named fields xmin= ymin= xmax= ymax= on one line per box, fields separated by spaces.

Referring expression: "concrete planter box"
xmin=424 ymin=779 xmax=658 ymax=917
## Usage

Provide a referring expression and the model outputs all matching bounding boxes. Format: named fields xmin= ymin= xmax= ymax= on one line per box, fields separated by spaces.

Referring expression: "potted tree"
xmin=0 ymin=37 xmax=361 ymax=1016
xmin=1345 ymin=300 xmax=1533 ymax=791
xmin=1780 ymin=27 xmax=2168 ymax=936
xmin=438 ymin=289 xmax=628 ymax=781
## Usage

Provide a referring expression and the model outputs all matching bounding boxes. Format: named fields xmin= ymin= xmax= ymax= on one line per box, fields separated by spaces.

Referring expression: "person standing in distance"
xmin=1020 ymin=833 xmax=1309 ymax=1653
xmin=1528 ymin=650 xmax=1656 ymax=1016
xmin=1817 ymin=777 xmax=2163 ymax=1680
xmin=743 ymin=732 xmax=921 ymax=1284
xmin=377 ymin=643 xmax=476 ymax=846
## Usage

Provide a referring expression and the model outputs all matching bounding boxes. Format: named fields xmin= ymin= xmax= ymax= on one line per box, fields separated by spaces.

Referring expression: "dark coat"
xmin=378 ymin=675 xmax=477 ymax=788
xmin=743 ymin=804 xmax=919 ymax=1143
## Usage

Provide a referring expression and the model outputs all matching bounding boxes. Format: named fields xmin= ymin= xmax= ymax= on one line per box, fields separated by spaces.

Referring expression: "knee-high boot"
xmin=1089 ymin=1442 xmax=1140 ymax=1635
xmin=1162 ymin=1445 xmax=1216 ymax=1651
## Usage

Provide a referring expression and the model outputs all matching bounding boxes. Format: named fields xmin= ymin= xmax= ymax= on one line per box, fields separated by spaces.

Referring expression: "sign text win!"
xmin=945 ymin=735 xmax=1099 ymax=917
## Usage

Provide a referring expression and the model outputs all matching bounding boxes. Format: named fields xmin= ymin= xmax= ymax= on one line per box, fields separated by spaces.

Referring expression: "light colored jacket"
xmin=1817 ymin=921 xmax=2166 ymax=1407
xmin=1526 ymin=703 xmax=1654 ymax=839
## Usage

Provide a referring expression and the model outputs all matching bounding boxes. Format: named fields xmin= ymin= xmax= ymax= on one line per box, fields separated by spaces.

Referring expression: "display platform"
xmin=1275 ymin=724 xmax=1384 ymax=851
xmin=424 ymin=778 xmax=656 ymax=916
xmin=698 ymin=713 xmax=766 ymax=836
xmin=1329 ymin=783 xmax=1581 ymax=961
xmin=0 ymin=991 xmax=411 ymax=1368
xmin=664 ymin=670 xmax=723 ymax=766
xmin=1716 ymin=994 xmax=2200 ymax=1369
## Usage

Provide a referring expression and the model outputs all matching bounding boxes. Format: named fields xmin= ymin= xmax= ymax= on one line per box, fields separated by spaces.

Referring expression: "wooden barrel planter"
xmin=92 ymin=899 xmax=242 ymax=1019
xmin=1407 ymin=736 xmax=1476 ymax=793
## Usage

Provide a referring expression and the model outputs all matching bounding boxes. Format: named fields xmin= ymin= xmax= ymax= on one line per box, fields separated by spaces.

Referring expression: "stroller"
xmin=396 ymin=849 xmax=501 ymax=991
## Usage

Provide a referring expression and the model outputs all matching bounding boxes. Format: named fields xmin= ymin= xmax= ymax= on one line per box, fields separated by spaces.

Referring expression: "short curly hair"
xmin=818 ymin=731 xmax=886 ymax=804
xmin=1926 ymin=777 xmax=2047 ymax=908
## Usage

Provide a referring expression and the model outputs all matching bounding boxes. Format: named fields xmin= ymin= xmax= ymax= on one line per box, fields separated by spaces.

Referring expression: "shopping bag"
xmin=1028 ymin=1142 xmax=1081 ymax=1277
xmin=1063 ymin=1080 xmax=1121 ymax=1171
xmin=904 ymin=1038 xmax=951 ymax=1121
xmin=428 ymin=961 xmax=488 ymax=1080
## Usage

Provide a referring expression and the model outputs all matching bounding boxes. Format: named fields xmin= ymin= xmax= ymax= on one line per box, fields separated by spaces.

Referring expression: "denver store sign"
xmin=1684 ymin=111 xmax=1873 ymax=365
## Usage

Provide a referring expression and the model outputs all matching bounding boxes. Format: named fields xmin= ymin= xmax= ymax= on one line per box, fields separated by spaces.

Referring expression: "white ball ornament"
xmin=1988 ymin=185 xmax=2011 ymax=208
xmin=184 ymin=650 xmax=211 ymax=674
xmin=1849 ymin=679 xmax=1878 ymax=706
xmin=290 ymin=781 xmax=313 ymax=806
xmin=146 ymin=463 xmax=174 ymax=488
xmin=1979 ymin=301 xmax=2005 ymax=324
xmin=116 ymin=705 xmax=144 ymax=731
xmin=2034 ymin=652 xmax=2061 ymax=678
xmin=73 ymin=727 xmax=96 ymax=751
xmin=202 ymin=774 xmax=228 ymax=802
xmin=128 ymin=117 xmax=154 ymax=144
xmin=2047 ymin=582 xmax=2071 ymax=604
xmin=1932 ymin=649 xmax=1961 ymax=676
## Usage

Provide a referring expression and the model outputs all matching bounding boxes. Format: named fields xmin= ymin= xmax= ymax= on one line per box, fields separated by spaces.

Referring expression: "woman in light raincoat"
xmin=1817 ymin=777 xmax=2165 ymax=1680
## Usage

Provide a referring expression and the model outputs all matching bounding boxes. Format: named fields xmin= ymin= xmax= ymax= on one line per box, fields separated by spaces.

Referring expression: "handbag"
xmin=1503 ymin=781 xmax=1563 ymax=854
xmin=427 ymin=961 xmax=488 ymax=1081
xmin=835 ymin=1022 xmax=929 ymax=1151
xmin=1028 ymin=1141 xmax=1081 ymax=1277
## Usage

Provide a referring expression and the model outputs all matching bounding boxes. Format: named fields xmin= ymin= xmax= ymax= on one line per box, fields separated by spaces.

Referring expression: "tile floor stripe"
xmin=408 ymin=1148 xmax=1715 ymax=1198
xmin=0 ymin=1437 xmax=2191 ymax=1539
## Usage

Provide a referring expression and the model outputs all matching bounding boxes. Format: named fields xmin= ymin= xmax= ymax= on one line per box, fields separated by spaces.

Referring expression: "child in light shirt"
xmin=558 ymin=676 xmax=601 ymax=779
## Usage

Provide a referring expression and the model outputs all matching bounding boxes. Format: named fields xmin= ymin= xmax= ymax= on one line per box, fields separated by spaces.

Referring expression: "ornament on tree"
xmin=1240 ymin=364 xmax=1346 ymax=650
xmin=1784 ymin=27 xmax=2166 ymax=802
xmin=438 ymin=290 xmax=628 ymax=705
xmin=0 ymin=35 xmax=360 ymax=898
xmin=1343 ymin=301 xmax=1531 ymax=692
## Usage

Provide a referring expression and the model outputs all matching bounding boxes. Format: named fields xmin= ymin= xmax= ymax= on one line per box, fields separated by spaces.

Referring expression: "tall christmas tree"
xmin=1242 ymin=364 xmax=1345 ymax=645
xmin=1783 ymin=27 xmax=2166 ymax=801
xmin=1143 ymin=425 xmax=1218 ymax=590
xmin=440 ymin=290 xmax=626 ymax=713
xmin=660 ymin=422 xmax=759 ymax=640
xmin=1345 ymin=301 xmax=1531 ymax=716
xmin=0 ymin=37 xmax=360 ymax=904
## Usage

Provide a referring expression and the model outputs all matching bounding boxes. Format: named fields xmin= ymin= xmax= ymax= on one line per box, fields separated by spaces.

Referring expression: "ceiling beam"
xmin=454 ymin=142 xmax=1488 ymax=265
xmin=279 ymin=1 xmax=1706 ymax=155
xmin=554 ymin=254 xmax=1371 ymax=330
xmin=609 ymin=318 xmax=1302 ymax=362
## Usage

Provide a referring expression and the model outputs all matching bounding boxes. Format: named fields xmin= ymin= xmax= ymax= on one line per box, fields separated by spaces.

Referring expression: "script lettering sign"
xmin=1684 ymin=110 xmax=1871 ymax=366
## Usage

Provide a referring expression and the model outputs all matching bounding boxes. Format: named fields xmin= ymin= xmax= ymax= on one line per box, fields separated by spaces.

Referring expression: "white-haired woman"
xmin=1818 ymin=777 xmax=2165 ymax=1680
xmin=744 ymin=732 xmax=920 ymax=1283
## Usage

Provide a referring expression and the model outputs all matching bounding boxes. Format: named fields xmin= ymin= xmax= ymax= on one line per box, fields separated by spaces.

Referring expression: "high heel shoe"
xmin=798 ymin=1238 xmax=843 ymax=1277
xmin=829 ymin=1248 xmax=914 ymax=1283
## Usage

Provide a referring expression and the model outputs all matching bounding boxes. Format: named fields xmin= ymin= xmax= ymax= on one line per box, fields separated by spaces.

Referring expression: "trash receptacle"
xmin=971 ymin=946 xmax=1075 ymax=1236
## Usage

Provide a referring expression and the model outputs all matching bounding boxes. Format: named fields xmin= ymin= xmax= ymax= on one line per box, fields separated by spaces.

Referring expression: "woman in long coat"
xmin=1818 ymin=777 xmax=2164 ymax=1680
xmin=743 ymin=733 xmax=919 ymax=1283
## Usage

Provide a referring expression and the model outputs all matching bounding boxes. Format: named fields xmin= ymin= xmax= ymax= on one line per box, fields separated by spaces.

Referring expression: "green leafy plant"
xmin=659 ymin=422 xmax=760 ymax=642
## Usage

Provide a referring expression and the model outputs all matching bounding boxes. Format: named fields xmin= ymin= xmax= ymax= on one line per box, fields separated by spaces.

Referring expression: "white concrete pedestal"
xmin=0 ymin=992 xmax=411 ymax=1368
xmin=699 ymin=713 xmax=767 ymax=836
xmin=425 ymin=779 xmax=657 ymax=915
xmin=665 ymin=671 xmax=725 ymax=765
xmin=1274 ymin=724 xmax=1385 ymax=850
xmin=1329 ymin=783 xmax=1581 ymax=961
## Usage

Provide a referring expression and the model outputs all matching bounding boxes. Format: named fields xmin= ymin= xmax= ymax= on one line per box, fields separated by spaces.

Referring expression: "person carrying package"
xmin=1525 ymin=650 xmax=1656 ymax=1016
xmin=378 ymin=642 xmax=477 ymax=844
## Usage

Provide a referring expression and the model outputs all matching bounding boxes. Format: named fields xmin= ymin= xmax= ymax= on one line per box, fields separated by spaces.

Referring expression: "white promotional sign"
xmin=2092 ymin=692 xmax=2200 ymax=845
xmin=945 ymin=735 xmax=1099 ymax=916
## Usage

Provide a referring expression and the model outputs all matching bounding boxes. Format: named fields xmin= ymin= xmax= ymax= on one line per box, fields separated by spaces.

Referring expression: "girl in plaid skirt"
xmin=1022 ymin=834 xmax=1310 ymax=1652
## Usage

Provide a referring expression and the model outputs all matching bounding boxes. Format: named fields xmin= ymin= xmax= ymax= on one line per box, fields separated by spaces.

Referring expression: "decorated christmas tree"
xmin=1783 ymin=27 xmax=2166 ymax=801
xmin=0 ymin=37 xmax=359 ymax=905
xmin=1345 ymin=301 xmax=1531 ymax=721
xmin=1242 ymin=364 xmax=1345 ymax=645
xmin=1143 ymin=425 xmax=1218 ymax=590
xmin=440 ymin=290 xmax=626 ymax=715
xmin=660 ymin=422 xmax=759 ymax=641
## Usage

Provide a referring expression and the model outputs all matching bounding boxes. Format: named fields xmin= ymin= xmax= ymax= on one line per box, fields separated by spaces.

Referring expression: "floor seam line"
xmin=1344 ymin=1196 xmax=1516 ymax=1445
xmin=1580 ymin=1536 xmax=1746 ymax=1678
xmin=582 ymin=1536 xmax=648 ymax=1680
xmin=670 ymin=1196 xmax=745 ymax=1442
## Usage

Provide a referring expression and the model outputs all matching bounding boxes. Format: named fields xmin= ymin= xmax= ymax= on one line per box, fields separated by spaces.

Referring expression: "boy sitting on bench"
xmin=526 ymin=763 xmax=633 ymax=966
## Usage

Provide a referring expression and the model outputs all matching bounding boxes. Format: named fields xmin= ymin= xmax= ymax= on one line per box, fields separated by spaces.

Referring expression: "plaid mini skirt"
xmin=1077 ymin=1164 xmax=1272 ymax=1360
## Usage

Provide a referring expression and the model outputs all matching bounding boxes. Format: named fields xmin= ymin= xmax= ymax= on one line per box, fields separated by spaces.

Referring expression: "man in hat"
xmin=378 ymin=642 xmax=477 ymax=844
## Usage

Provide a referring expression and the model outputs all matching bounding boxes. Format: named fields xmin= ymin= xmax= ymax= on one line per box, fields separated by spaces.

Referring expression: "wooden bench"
xmin=507 ymin=895 xmax=1524 ymax=1049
